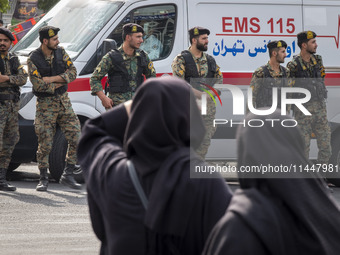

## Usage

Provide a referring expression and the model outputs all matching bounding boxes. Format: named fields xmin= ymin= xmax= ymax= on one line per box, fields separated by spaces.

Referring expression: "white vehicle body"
xmin=11 ymin=0 xmax=340 ymax=178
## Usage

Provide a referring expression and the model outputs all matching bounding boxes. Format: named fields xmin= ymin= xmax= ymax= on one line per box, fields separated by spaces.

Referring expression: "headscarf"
xmin=124 ymin=76 xmax=226 ymax=254
xmin=124 ymin=76 xmax=205 ymax=176
xmin=205 ymin=110 xmax=340 ymax=255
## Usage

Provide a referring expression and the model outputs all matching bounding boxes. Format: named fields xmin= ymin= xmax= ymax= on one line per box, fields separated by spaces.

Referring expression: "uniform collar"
xmin=1 ymin=52 xmax=10 ymax=60
xmin=298 ymin=53 xmax=317 ymax=68
xmin=119 ymin=45 xmax=140 ymax=58
xmin=188 ymin=46 xmax=206 ymax=61
xmin=266 ymin=61 xmax=285 ymax=74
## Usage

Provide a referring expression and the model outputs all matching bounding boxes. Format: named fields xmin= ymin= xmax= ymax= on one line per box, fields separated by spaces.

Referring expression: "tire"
xmin=48 ymin=127 xmax=85 ymax=183
xmin=327 ymin=132 xmax=340 ymax=187
xmin=7 ymin=162 xmax=21 ymax=172
xmin=49 ymin=128 xmax=67 ymax=181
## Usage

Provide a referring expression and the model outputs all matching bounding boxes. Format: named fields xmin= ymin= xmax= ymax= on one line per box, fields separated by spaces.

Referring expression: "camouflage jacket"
xmin=0 ymin=52 xmax=28 ymax=94
xmin=172 ymin=47 xmax=223 ymax=84
xmin=27 ymin=47 xmax=77 ymax=95
xmin=287 ymin=54 xmax=326 ymax=102
xmin=90 ymin=45 xmax=156 ymax=95
xmin=250 ymin=62 xmax=291 ymax=107
xmin=287 ymin=54 xmax=325 ymax=79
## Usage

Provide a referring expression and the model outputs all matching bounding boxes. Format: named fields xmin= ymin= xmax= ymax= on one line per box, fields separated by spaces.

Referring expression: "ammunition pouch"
xmin=256 ymin=65 xmax=287 ymax=108
xmin=108 ymin=75 xmax=131 ymax=93
xmin=293 ymin=78 xmax=327 ymax=101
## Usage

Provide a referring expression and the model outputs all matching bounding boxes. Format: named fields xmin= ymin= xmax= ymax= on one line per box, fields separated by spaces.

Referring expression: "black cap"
xmin=267 ymin=40 xmax=287 ymax=49
xmin=39 ymin=26 xmax=60 ymax=40
xmin=297 ymin=31 xmax=317 ymax=44
xmin=0 ymin=27 xmax=14 ymax=41
xmin=189 ymin=26 xmax=210 ymax=38
xmin=123 ymin=23 xmax=144 ymax=35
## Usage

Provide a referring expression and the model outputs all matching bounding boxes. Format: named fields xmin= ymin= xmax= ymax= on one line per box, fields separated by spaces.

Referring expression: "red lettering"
xmin=250 ymin=17 xmax=260 ymax=33
xmin=286 ymin=18 xmax=295 ymax=33
xmin=276 ymin=18 xmax=283 ymax=33
xmin=222 ymin=17 xmax=233 ymax=32
xmin=235 ymin=17 xmax=248 ymax=33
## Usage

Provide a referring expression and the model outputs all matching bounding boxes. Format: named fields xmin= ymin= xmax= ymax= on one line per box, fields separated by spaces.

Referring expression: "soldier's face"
xmin=275 ymin=47 xmax=287 ymax=63
xmin=196 ymin=34 xmax=209 ymax=52
xmin=46 ymin=35 xmax=59 ymax=50
xmin=0 ymin=34 xmax=11 ymax=54
xmin=305 ymin=39 xmax=317 ymax=54
xmin=128 ymin=32 xmax=144 ymax=49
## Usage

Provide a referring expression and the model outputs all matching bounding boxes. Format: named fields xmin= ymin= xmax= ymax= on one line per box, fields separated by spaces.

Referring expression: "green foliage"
xmin=38 ymin=0 xmax=59 ymax=12
xmin=0 ymin=0 xmax=10 ymax=13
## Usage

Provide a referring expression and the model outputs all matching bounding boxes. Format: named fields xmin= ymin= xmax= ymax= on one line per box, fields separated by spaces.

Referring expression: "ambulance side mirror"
xmin=79 ymin=39 xmax=118 ymax=76
xmin=101 ymin=39 xmax=117 ymax=59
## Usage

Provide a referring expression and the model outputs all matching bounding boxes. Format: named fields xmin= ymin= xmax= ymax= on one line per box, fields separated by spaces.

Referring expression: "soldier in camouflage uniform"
xmin=28 ymin=26 xmax=81 ymax=191
xmin=90 ymin=23 xmax=156 ymax=109
xmin=0 ymin=27 xmax=28 ymax=191
xmin=250 ymin=40 xmax=290 ymax=112
xmin=287 ymin=31 xmax=331 ymax=164
xmin=172 ymin=27 xmax=223 ymax=160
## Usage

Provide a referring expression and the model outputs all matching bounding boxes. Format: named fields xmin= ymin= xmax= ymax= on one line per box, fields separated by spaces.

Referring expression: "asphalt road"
xmin=0 ymin=163 xmax=100 ymax=255
xmin=1 ymin=163 xmax=340 ymax=255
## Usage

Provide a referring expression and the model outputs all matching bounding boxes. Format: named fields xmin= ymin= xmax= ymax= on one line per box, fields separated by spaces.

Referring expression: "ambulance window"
xmin=108 ymin=4 xmax=177 ymax=61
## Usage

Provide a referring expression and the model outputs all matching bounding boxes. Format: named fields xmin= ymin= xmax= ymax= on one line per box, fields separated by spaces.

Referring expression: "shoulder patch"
xmin=32 ymin=70 xmax=39 ymax=77
xmin=63 ymin=54 xmax=70 ymax=62
xmin=148 ymin=62 xmax=154 ymax=70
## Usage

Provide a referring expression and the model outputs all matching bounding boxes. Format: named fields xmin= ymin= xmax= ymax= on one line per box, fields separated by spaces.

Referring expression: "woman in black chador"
xmin=203 ymin=111 xmax=340 ymax=255
xmin=78 ymin=76 xmax=232 ymax=255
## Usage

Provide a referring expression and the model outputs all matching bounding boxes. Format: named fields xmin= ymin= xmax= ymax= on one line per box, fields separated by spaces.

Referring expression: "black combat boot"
xmin=59 ymin=164 xmax=82 ymax=190
xmin=36 ymin=168 xmax=49 ymax=192
xmin=0 ymin=168 xmax=16 ymax=191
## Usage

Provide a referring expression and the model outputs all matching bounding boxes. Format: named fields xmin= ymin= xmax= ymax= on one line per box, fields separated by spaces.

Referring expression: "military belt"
xmin=33 ymin=85 xmax=67 ymax=98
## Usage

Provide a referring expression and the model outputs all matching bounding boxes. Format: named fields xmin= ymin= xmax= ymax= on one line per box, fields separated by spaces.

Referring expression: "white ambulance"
xmin=10 ymin=0 xmax=340 ymax=182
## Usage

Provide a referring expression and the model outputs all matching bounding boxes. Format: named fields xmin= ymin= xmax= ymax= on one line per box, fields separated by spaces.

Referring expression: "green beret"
xmin=267 ymin=40 xmax=287 ymax=49
xmin=123 ymin=23 xmax=144 ymax=34
xmin=188 ymin=26 xmax=210 ymax=38
xmin=39 ymin=26 xmax=60 ymax=40
xmin=0 ymin=27 xmax=14 ymax=41
xmin=297 ymin=31 xmax=317 ymax=44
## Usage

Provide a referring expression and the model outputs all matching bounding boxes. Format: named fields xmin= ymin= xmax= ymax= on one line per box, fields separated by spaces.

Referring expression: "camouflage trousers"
xmin=196 ymin=98 xmax=217 ymax=160
xmin=294 ymin=100 xmax=331 ymax=164
xmin=0 ymin=100 xmax=19 ymax=169
xmin=109 ymin=91 xmax=134 ymax=107
xmin=34 ymin=93 xmax=80 ymax=170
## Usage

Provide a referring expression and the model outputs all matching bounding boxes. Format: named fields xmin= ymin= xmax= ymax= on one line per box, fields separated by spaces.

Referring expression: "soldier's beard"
xmin=276 ymin=57 xmax=285 ymax=64
xmin=197 ymin=42 xmax=208 ymax=52
xmin=0 ymin=45 xmax=7 ymax=52
xmin=47 ymin=45 xmax=57 ymax=51
xmin=129 ymin=41 xmax=140 ymax=50
xmin=307 ymin=49 xmax=316 ymax=54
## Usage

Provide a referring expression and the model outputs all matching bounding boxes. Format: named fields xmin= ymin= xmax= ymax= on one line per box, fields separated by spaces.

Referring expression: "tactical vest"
xmin=0 ymin=52 xmax=21 ymax=102
xmin=256 ymin=65 xmax=287 ymax=108
xmin=181 ymin=50 xmax=217 ymax=89
xmin=294 ymin=55 xmax=327 ymax=101
xmin=29 ymin=47 xmax=67 ymax=97
xmin=107 ymin=49 xmax=147 ymax=94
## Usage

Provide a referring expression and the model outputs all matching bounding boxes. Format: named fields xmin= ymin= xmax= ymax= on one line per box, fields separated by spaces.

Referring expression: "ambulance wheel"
xmin=49 ymin=128 xmax=67 ymax=181
xmin=48 ymin=126 xmax=85 ymax=183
